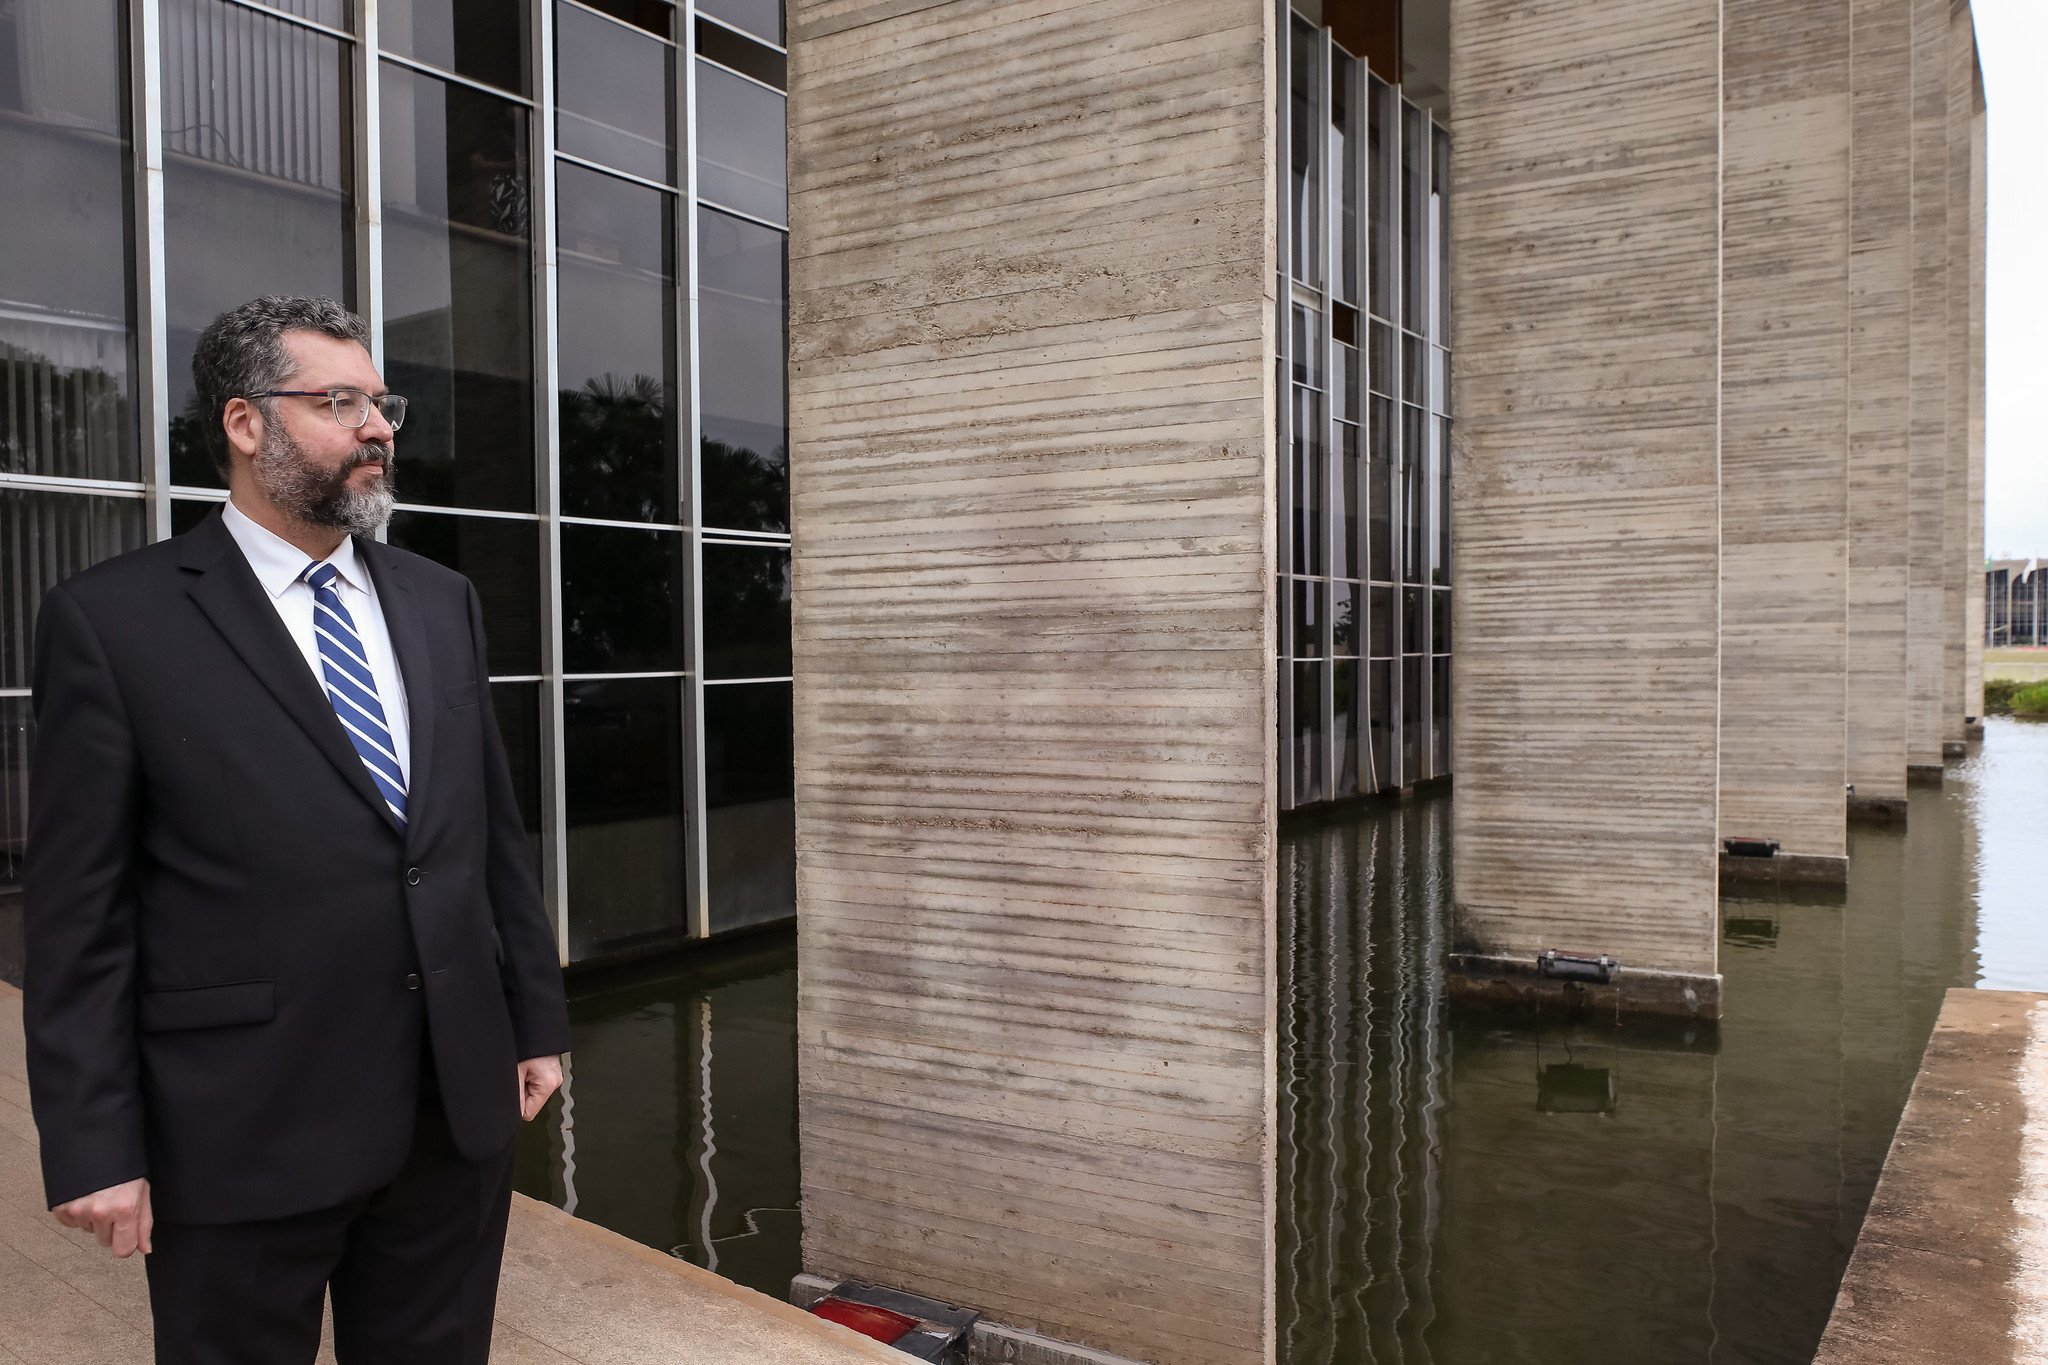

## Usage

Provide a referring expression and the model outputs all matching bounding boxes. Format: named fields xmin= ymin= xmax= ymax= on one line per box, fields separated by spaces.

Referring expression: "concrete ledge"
xmin=1445 ymin=953 xmax=1722 ymax=1023
xmin=1815 ymin=989 xmax=2048 ymax=1365
xmin=1848 ymin=794 xmax=1911 ymax=824
xmin=1907 ymin=764 xmax=1947 ymax=786
xmin=0 ymin=985 xmax=898 ymax=1365
xmin=792 ymin=1274 xmax=1149 ymax=1365
xmin=1718 ymin=850 xmax=1851 ymax=887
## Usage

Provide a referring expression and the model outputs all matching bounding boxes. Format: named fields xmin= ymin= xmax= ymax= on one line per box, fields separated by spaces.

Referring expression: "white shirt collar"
xmin=220 ymin=497 xmax=366 ymax=599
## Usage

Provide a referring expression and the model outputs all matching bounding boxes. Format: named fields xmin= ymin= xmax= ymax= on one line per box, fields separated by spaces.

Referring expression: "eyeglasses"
xmin=248 ymin=388 xmax=409 ymax=432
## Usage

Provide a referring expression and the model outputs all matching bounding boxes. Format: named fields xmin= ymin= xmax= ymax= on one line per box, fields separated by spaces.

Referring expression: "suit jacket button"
xmin=405 ymin=973 xmax=422 ymax=990
xmin=405 ymin=867 xmax=422 ymax=886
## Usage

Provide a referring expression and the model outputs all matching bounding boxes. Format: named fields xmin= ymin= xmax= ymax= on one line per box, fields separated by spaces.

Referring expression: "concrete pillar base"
xmin=1446 ymin=953 xmax=1722 ymax=1024
xmin=1907 ymin=763 xmax=1946 ymax=785
xmin=1941 ymin=739 xmax=1968 ymax=758
xmin=791 ymin=1276 xmax=1151 ymax=1365
xmin=1718 ymin=850 xmax=1850 ymax=888
xmin=1965 ymin=720 xmax=1985 ymax=741
xmin=1848 ymin=794 xmax=1911 ymax=824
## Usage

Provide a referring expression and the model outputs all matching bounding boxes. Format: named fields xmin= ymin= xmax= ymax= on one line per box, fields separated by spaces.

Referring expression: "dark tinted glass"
xmin=1334 ymin=421 xmax=1359 ymax=581
xmin=1402 ymin=102 xmax=1428 ymax=328
xmin=1288 ymin=17 xmax=1317 ymax=285
xmin=1367 ymin=76 xmax=1393 ymax=317
xmin=1402 ymin=404 xmax=1426 ymax=580
xmin=578 ymin=0 xmax=673 ymax=38
xmin=698 ymin=208 xmax=787 ymax=533
xmin=1432 ymin=587 xmax=1451 ymax=655
xmin=0 ymin=0 xmax=137 ymax=484
xmin=170 ymin=498 xmax=217 ymax=535
xmin=381 ymin=0 xmax=529 ymax=94
xmin=1368 ymin=394 xmax=1394 ymax=583
xmin=0 ymin=490 xmax=146 ymax=689
xmin=1368 ymin=320 xmax=1395 ymax=397
xmin=164 ymin=0 xmax=353 ymax=487
xmin=384 ymin=511 xmax=542 ymax=674
xmin=1433 ymin=655 xmax=1451 ymax=777
xmin=703 ymin=681 xmax=794 ymax=932
xmin=1333 ymin=658 xmax=1359 ymax=799
xmin=1332 ymin=581 xmax=1357 ymax=657
xmin=1402 ymin=585 xmax=1425 ymax=655
xmin=491 ymin=680 xmax=544 ymax=864
xmin=1368 ymin=584 xmax=1393 ymax=659
xmin=1292 ymin=579 xmax=1324 ymax=661
xmin=1367 ymin=659 xmax=1394 ymax=790
xmin=699 ymin=0 xmax=783 ymax=45
xmin=1292 ymin=387 xmax=1323 ymax=579
xmin=266 ymin=0 xmax=347 ymax=25
xmin=564 ymin=677 xmax=687 ymax=959
xmin=1402 ymin=654 xmax=1425 ymax=780
xmin=1332 ymin=50 xmax=1357 ymax=304
xmin=561 ymin=524 xmax=684 ymax=672
xmin=695 ymin=60 xmax=784 ymax=226
xmin=695 ymin=17 xmax=784 ymax=88
xmin=381 ymin=62 xmax=535 ymax=512
xmin=1292 ymin=662 xmax=1324 ymax=807
xmin=1436 ymin=414 xmax=1452 ymax=582
xmin=1433 ymin=124 xmax=1451 ymax=337
xmin=556 ymin=0 xmax=673 ymax=184
xmin=702 ymin=543 xmax=790 ymax=679
xmin=557 ymin=164 xmax=678 ymax=522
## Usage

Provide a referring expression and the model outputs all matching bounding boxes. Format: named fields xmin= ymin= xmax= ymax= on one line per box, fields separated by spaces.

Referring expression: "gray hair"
xmin=191 ymin=296 xmax=372 ymax=478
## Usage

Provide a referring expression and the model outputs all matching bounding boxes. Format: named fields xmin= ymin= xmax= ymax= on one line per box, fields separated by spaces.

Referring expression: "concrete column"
xmin=1940 ymin=0 xmax=1972 ymax=755
xmin=785 ymin=3 xmax=1276 ymax=1363
xmin=1717 ymin=0 xmax=1852 ymax=879
xmin=1846 ymin=0 xmax=1913 ymax=820
xmin=1904 ymin=0 xmax=1951 ymax=781
xmin=1965 ymin=49 xmax=1987 ymax=734
xmin=1447 ymin=0 xmax=1723 ymax=1016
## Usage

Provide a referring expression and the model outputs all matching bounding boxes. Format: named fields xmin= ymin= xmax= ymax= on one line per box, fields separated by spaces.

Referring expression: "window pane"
xmin=1291 ymin=578 xmax=1324 ymax=661
xmin=1288 ymin=16 xmax=1318 ymax=286
xmin=0 ymin=0 xmax=137 ymax=484
xmin=698 ymin=208 xmax=787 ymax=533
xmin=695 ymin=17 xmax=784 ymax=88
xmin=1402 ymin=654 xmax=1425 ymax=781
xmin=164 ymin=0 xmax=353 ymax=487
xmin=565 ymin=677 xmax=687 ymax=960
xmin=1368 ymin=319 xmax=1395 ymax=397
xmin=702 ymin=543 xmax=790 ymax=679
xmin=1432 ymin=587 xmax=1452 ymax=656
xmin=579 ymin=0 xmax=674 ymax=39
xmin=1403 ymin=404 xmax=1427 ymax=580
xmin=1330 ymin=50 xmax=1357 ymax=304
xmin=1437 ymin=414 xmax=1453 ymax=583
xmin=264 ymin=0 xmax=346 ymax=26
xmin=1368 ymin=394 xmax=1394 ymax=583
xmin=557 ymin=164 xmax=679 ymax=522
xmin=561 ymin=524 xmax=685 ymax=672
xmin=1402 ymin=102 xmax=1428 ymax=327
xmin=1292 ymin=387 xmax=1323 ymax=579
xmin=1433 ymin=655 xmax=1451 ymax=779
xmin=556 ymin=0 xmax=674 ymax=184
xmin=170 ymin=498 xmax=218 ymax=535
xmin=381 ymin=0 xmax=529 ymax=95
xmin=1333 ymin=658 xmax=1359 ymax=799
xmin=704 ymin=681 xmax=794 ymax=933
xmin=695 ymin=60 xmax=785 ymax=226
xmin=384 ymin=511 xmax=542 ymax=674
xmin=1402 ymin=584 xmax=1426 ymax=655
xmin=0 ymin=490 xmax=146 ymax=689
xmin=1292 ymin=662 xmax=1324 ymax=806
xmin=1 ymin=696 xmax=28 ymax=980
xmin=1367 ymin=76 xmax=1394 ymax=318
xmin=1334 ymin=421 xmax=1359 ymax=581
xmin=1434 ymin=124 xmax=1452 ymax=340
xmin=1366 ymin=658 xmax=1394 ymax=791
xmin=381 ymin=61 xmax=535 ymax=512
xmin=1368 ymin=584 xmax=1393 ymax=659
xmin=1332 ymin=581 xmax=1357 ymax=658
xmin=700 ymin=0 xmax=783 ymax=46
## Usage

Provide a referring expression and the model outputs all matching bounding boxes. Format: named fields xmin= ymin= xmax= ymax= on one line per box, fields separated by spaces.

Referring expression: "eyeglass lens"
xmin=331 ymin=389 xmax=408 ymax=431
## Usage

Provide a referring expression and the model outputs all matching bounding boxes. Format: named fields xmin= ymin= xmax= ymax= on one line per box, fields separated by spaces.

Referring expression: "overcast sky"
xmin=1978 ymin=1 xmax=2046 ymax=559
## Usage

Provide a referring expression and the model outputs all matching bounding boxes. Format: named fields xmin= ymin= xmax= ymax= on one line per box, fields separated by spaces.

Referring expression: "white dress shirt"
xmin=220 ymin=498 xmax=412 ymax=786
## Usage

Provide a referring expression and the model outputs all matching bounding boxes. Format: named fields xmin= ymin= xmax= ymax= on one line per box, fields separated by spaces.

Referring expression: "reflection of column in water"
xmin=558 ymin=1053 xmax=579 ymax=1218
xmin=697 ymin=996 xmax=720 ymax=1274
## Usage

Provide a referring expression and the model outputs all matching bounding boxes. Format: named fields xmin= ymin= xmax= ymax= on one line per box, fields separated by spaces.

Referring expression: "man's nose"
xmin=358 ymin=405 xmax=396 ymax=444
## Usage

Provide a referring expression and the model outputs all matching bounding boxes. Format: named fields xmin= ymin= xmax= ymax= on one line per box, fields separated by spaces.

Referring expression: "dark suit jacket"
xmin=24 ymin=507 xmax=572 ymax=1224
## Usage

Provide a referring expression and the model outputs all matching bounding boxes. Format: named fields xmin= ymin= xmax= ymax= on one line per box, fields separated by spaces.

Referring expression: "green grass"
xmin=1984 ymin=678 xmax=2048 ymax=717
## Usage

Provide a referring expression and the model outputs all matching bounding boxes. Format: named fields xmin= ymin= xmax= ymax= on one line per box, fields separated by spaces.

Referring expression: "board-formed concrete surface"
xmin=0 ymin=985 xmax=898 ymax=1365
xmin=1816 ymin=989 xmax=2048 ymax=1365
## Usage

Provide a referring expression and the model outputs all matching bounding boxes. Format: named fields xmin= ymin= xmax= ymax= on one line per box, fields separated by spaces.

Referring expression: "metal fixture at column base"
xmin=1446 ymin=952 xmax=1721 ymax=1024
xmin=1721 ymin=836 xmax=1781 ymax=859
xmin=1718 ymin=848 xmax=1849 ymax=887
xmin=1907 ymin=763 xmax=1946 ymax=786
xmin=792 ymin=1276 xmax=1151 ymax=1365
xmin=796 ymin=1278 xmax=976 ymax=1362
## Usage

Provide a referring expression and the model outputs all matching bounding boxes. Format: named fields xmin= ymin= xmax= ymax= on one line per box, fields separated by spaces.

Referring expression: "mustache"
xmin=346 ymin=443 xmax=394 ymax=470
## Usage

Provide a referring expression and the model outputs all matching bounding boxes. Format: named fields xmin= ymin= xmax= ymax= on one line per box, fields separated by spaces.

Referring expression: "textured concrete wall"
xmin=1448 ymin=0 xmax=1723 ymax=979
xmin=785 ymin=2 xmax=1276 ymax=1362
xmin=1847 ymin=0 xmax=1913 ymax=810
xmin=1942 ymin=0 xmax=1972 ymax=745
xmin=1905 ymin=0 xmax=1951 ymax=773
xmin=1966 ymin=59 xmax=1986 ymax=722
xmin=1718 ymin=0 xmax=1851 ymax=860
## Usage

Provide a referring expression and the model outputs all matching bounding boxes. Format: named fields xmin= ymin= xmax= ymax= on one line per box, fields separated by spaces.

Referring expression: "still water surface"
xmin=515 ymin=717 xmax=2048 ymax=1364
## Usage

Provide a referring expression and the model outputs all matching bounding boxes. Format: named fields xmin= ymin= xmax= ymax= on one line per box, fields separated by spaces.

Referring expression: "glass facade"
xmin=1278 ymin=10 xmax=1452 ymax=811
xmin=0 ymin=0 xmax=794 ymax=966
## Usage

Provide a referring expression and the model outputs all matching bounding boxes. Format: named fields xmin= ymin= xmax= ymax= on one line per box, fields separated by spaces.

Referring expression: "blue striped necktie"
xmin=303 ymin=560 xmax=408 ymax=827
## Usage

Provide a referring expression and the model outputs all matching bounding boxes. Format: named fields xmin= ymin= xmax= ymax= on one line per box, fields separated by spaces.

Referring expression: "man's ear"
xmin=221 ymin=396 xmax=264 ymax=464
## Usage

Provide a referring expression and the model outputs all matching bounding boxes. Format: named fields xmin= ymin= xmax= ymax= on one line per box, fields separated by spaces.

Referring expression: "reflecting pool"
xmin=515 ymin=717 xmax=2048 ymax=1362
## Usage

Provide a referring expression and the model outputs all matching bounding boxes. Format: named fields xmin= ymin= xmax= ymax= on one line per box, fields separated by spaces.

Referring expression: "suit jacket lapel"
xmin=180 ymin=510 xmax=404 ymax=833
xmin=358 ymin=537 xmax=435 ymax=846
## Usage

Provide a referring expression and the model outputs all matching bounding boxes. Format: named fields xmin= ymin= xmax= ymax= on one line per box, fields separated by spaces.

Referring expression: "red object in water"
xmin=811 ymin=1296 xmax=917 ymax=1344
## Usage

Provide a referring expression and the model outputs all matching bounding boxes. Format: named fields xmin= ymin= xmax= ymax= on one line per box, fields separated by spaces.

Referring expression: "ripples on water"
xmin=517 ymin=719 xmax=2047 ymax=1363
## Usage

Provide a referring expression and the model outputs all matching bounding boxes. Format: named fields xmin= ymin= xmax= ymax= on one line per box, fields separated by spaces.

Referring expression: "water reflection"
xmin=515 ymin=721 xmax=2041 ymax=1357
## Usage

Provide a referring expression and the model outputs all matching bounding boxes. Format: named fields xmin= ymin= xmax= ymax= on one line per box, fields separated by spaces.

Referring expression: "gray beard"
xmin=252 ymin=424 xmax=395 ymax=537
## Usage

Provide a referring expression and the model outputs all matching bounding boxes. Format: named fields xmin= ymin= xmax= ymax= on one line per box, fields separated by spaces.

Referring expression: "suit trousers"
xmin=142 ymin=1081 xmax=515 ymax=1365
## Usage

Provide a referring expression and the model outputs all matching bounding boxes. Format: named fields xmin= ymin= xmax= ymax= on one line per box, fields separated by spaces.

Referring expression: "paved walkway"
xmin=1817 ymin=988 xmax=2048 ymax=1365
xmin=0 ymin=983 xmax=895 ymax=1364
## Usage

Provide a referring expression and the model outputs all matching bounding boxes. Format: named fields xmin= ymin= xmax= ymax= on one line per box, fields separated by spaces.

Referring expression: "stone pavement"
xmin=1817 ymin=988 xmax=2048 ymax=1365
xmin=0 ymin=983 xmax=896 ymax=1365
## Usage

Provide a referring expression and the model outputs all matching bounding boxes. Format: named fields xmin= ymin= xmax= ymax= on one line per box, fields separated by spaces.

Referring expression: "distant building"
xmin=1988 ymin=560 xmax=2043 ymax=647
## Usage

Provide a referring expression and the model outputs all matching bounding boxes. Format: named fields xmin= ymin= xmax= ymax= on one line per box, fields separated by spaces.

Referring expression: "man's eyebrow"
xmin=305 ymin=382 xmax=391 ymax=397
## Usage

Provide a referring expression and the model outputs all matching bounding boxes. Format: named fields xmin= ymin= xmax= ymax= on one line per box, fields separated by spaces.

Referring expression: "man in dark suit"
xmin=25 ymin=295 xmax=572 ymax=1363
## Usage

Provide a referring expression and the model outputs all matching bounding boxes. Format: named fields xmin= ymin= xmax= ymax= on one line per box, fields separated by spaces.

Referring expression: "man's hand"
xmin=518 ymin=1055 xmax=563 ymax=1121
xmin=53 ymin=1177 xmax=152 ymax=1258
